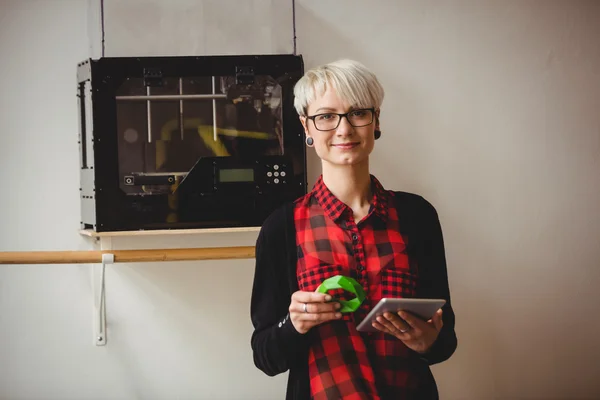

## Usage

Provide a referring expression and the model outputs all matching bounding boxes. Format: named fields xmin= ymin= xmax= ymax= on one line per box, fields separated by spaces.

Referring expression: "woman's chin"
xmin=324 ymin=155 xmax=368 ymax=167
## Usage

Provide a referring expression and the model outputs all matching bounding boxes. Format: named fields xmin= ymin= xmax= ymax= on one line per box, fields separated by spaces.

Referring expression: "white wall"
xmin=101 ymin=0 xmax=294 ymax=57
xmin=1 ymin=1 xmax=599 ymax=399
xmin=0 ymin=1 xmax=290 ymax=399
xmin=295 ymin=1 xmax=600 ymax=398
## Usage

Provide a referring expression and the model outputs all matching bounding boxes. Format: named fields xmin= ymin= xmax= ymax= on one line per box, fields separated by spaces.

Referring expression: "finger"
xmin=292 ymin=291 xmax=332 ymax=304
xmin=298 ymin=311 xmax=342 ymax=322
xmin=432 ymin=309 xmax=443 ymax=331
xmin=376 ymin=315 xmax=403 ymax=334
xmin=398 ymin=311 xmax=425 ymax=332
xmin=372 ymin=320 xmax=409 ymax=339
xmin=290 ymin=301 xmax=340 ymax=314
xmin=383 ymin=312 xmax=411 ymax=332
xmin=371 ymin=320 xmax=392 ymax=335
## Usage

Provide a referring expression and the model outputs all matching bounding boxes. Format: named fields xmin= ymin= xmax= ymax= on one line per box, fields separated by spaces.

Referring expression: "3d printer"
xmin=77 ymin=55 xmax=306 ymax=232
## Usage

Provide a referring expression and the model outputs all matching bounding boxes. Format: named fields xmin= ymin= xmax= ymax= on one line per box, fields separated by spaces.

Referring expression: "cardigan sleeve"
xmin=250 ymin=205 xmax=307 ymax=376
xmin=415 ymin=196 xmax=458 ymax=365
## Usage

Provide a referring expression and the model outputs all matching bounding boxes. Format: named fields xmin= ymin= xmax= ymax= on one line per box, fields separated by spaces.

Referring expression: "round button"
xmin=280 ymin=171 xmax=286 ymax=177
xmin=273 ymin=165 xmax=279 ymax=170
xmin=267 ymin=172 xmax=272 ymax=177
xmin=352 ymin=234 xmax=358 ymax=241
xmin=274 ymin=178 xmax=280 ymax=184
xmin=274 ymin=172 xmax=279 ymax=177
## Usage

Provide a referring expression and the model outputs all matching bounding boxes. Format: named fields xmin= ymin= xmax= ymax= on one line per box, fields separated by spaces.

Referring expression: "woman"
xmin=250 ymin=59 xmax=457 ymax=399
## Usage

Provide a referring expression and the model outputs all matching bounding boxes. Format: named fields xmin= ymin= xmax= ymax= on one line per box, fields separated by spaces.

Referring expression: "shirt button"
xmin=352 ymin=234 xmax=358 ymax=241
xmin=357 ymin=265 xmax=364 ymax=271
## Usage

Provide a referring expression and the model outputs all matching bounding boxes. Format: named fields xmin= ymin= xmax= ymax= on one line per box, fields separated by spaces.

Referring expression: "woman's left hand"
xmin=372 ymin=309 xmax=443 ymax=354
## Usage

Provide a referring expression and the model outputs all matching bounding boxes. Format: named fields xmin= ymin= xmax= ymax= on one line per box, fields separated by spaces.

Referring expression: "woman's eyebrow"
xmin=314 ymin=107 xmax=337 ymax=113
xmin=314 ymin=107 xmax=355 ymax=113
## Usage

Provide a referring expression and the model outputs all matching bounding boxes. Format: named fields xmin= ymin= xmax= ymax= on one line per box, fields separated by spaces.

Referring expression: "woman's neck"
xmin=321 ymin=160 xmax=373 ymax=217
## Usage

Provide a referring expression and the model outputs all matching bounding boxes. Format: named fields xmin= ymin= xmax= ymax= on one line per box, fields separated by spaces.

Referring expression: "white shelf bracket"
xmin=93 ymin=237 xmax=113 ymax=346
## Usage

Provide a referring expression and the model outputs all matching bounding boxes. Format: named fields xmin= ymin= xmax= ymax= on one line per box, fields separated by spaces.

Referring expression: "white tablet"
xmin=355 ymin=298 xmax=446 ymax=332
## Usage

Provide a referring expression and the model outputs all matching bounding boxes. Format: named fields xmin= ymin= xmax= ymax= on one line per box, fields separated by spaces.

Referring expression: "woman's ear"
xmin=300 ymin=116 xmax=309 ymax=134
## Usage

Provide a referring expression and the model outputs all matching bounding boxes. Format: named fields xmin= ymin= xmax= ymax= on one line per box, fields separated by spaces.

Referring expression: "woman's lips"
xmin=332 ymin=143 xmax=359 ymax=150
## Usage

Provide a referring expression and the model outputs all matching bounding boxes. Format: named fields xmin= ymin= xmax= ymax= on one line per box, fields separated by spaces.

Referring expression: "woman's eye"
xmin=350 ymin=110 xmax=366 ymax=117
xmin=316 ymin=114 xmax=334 ymax=121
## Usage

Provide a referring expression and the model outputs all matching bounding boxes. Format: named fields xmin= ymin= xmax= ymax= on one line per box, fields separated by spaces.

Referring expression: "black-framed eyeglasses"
xmin=306 ymin=108 xmax=376 ymax=131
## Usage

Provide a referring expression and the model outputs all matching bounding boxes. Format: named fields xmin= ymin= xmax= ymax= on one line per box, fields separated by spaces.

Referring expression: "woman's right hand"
xmin=289 ymin=291 xmax=342 ymax=334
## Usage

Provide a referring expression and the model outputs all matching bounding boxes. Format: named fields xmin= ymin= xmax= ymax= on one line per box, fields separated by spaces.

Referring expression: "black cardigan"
xmin=250 ymin=191 xmax=457 ymax=399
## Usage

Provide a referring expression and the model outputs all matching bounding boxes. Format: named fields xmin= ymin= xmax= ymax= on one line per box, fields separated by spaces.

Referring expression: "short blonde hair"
xmin=293 ymin=59 xmax=385 ymax=117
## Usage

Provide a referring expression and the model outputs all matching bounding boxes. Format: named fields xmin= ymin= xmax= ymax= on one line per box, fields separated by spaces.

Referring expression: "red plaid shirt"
xmin=295 ymin=175 xmax=420 ymax=399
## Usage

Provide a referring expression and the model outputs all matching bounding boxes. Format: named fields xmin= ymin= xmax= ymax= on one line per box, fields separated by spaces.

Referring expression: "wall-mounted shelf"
xmin=79 ymin=226 xmax=261 ymax=238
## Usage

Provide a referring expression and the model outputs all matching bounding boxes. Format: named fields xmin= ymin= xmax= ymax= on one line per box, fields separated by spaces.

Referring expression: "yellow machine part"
xmin=154 ymin=118 xmax=275 ymax=223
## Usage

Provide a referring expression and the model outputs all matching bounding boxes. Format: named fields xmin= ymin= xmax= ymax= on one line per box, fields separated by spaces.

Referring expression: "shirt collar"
xmin=311 ymin=174 xmax=390 ymax=223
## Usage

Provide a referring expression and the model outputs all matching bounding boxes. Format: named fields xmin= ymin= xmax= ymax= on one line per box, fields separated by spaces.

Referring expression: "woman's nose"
xmin=336 ymin=116 xmax=354 ymax=136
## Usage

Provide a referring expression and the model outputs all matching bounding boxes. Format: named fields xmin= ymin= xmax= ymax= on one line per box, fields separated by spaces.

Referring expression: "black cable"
xmin=292 ymin=0 xmax=297 ymax=55
xmin=100 ymin=0 xmax=105 ymax=57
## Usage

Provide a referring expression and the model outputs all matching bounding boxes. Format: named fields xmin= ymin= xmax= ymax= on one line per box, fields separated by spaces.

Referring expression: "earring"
xmin=374 ymin=130 xmax=381 ymax=140
xmin=305 ymin=136 xmax=314 ymax=146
